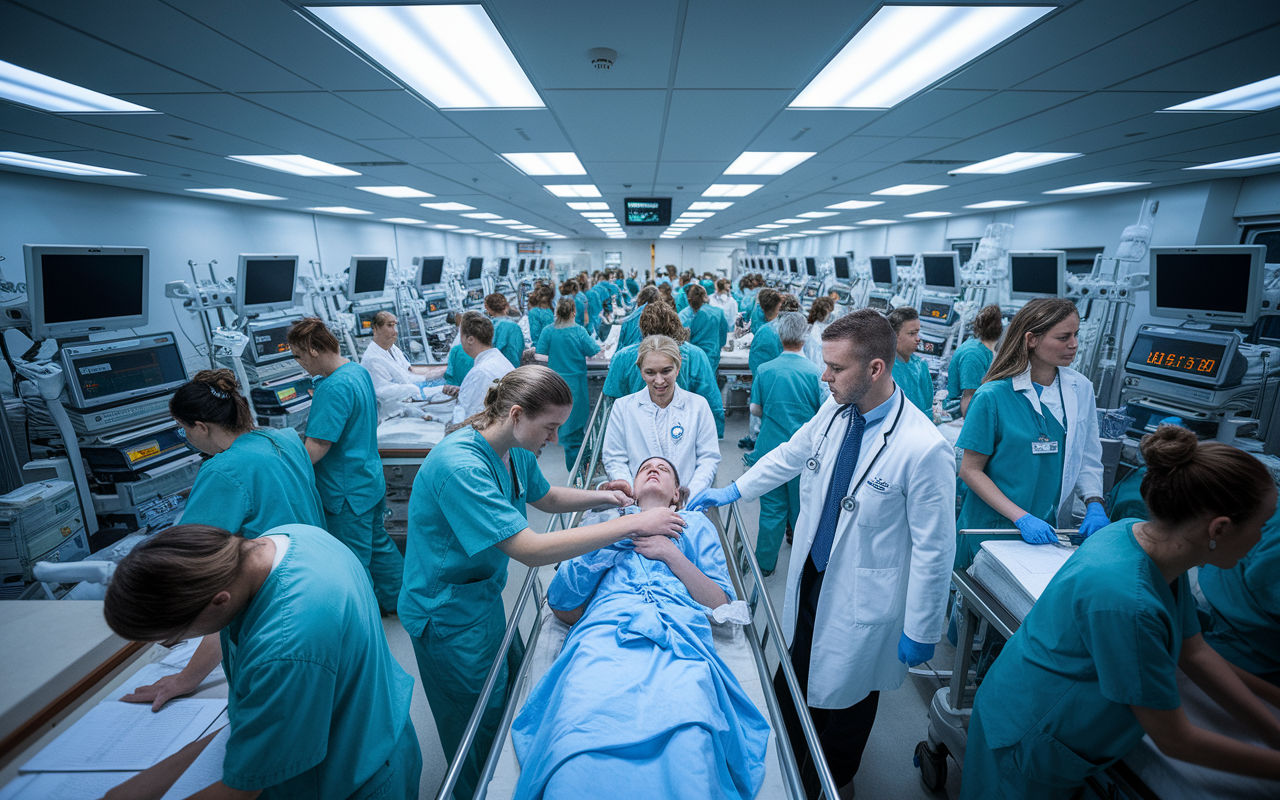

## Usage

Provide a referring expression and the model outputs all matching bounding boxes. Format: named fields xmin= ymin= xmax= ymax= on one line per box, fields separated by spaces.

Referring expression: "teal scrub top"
xmin=603 ymin=341 xmax=725 ymax=437
xmin=617 ymin=304 xmax=646 ymax=350
xmin=946 ymin=337 xmax=994 ymax=405
xmin=679 ymin=305 xmax=729 ymax=373
xmin=183 ymin=428 xmax=326 ymax=538
xmin=527 ymin=307 xmax=554 ymax=348
xmin=573 ymin=294 xmax=589 ymax=328
xmin=749 ymin=305 xmax=767 ymax=334
xmin=586 ymin=287 xmax=605 ymax=327
xmin=700 ymin=279 xmax=715 ymax=292
xmin=894 ymin=353 xmax=935 ymax=416
xmin=536 ymin=323 xmax=600 ymax=434
xmin=955 ymin=377 xmax=1065 ymax=569
xmin=306 ymin=362 xmax=386 ymax=516
xmin=749 ymin=321 xmax=783 ymax=375
xmin=971 ymin=522 xmax=1199 ymax=784
xmin=748 ymin=353 xmax=824 ymax=466
xmin=492 ymin=317 xmax=525 ymax=370
xmin=1201 ymin=505 xmax=1280 ymax=684
xmin=626 ymin=278 xmax=640 ymax=295
xmin=398 ymin=428 xmax=550 ymax=638
xmin=1107 ymin=465 xmax=1149 ymax=522
xmin=444 ymin=344 xmax=474 ymax=386
xmin=675 ymin=287 xmax=689 ymax=313
xmin=222 ymin=526 xmax=414 ymax=799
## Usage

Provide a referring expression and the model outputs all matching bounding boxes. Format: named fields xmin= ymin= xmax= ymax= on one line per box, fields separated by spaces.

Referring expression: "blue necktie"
xmin=810 ymin=408 xmax=865 ymax=572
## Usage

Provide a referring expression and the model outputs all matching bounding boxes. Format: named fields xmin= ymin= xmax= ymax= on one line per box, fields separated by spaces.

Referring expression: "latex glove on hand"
xmin=1077 ymin=502 xmax=1110 ymax=539
xmin=897 ymin=633 xmax=935 ymax=667
xmin=686 ymin=483 xmax=741 ymax=513
xmin=1015 ymin=513 xmax=1058 ymax=545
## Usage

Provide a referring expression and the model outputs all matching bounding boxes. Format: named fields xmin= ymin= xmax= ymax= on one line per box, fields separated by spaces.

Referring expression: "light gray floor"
xmin=385 ymin=399 xmax=962 ymax=799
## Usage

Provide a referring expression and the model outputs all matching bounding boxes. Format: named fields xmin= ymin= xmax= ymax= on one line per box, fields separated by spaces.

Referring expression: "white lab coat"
xmin=603 ymin=386 xmax=720 ymax=497
xmin=452 ymin=347 xmax=515 ymax=424
xmin=360 ymin=342 xmax=420 ymax=402
xmin=735 ymin=389 xmax=956 ymax=708
xmin=1010 ymin=364 xmax=1104 ymax=525
xmin=709 ymin=292 xmax=739 ymax=322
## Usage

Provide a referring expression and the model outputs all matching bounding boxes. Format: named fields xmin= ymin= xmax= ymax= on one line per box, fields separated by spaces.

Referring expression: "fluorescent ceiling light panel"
xmin=509 ymin=225 xmax=538 ymax=231
xmin=820 ymin=225 xmax=857 ymax=230
xmin=454 ymin=228 xmax=481 ymax=233
xmin=724 ymin=151 xmax=816 ymax=175
xmin=545 ymin=184 xmax=601 ymax=197
xmin=904 ymin=211 xmax=952 ymax=218
xmin=310 ymin=206 xmax=371 ymax=214
xmin=306 ymin=5 xmax=542 ymax=109
xmin=741 ymin=228 xmax=768 ymax=234
xmin=775 ymin=218 xmax=807 ymax=224
xmin=798 ymin=211 xmax=839 ymax=218
xmin=356 ymin=185 xmax=434 ymax=198
xmin=1186 ymin=151 xmax=1280 ymax=170
xmin=0 ymin=151 xmax=141 ymax=176
xmin=228 ymin=154 xmax=359 ymax=177
xmin=501 ymin=152 xmax=586 ymax=176
xmin=681 ymin=212 xmax=716 ymax=218
xmin=567 ymin=202 xmax=609 ymax=210
xmin=433 ymin=224 xmax=460 ymax=229
xmin=963 ymin=200 xmax=1027 ymax=208
xmin=801 ymin=230 xmax=829 ymax=234
xmin=825 ymin=199 xmax=884 ymax=210
xmin=1164 ymin=74 xmax=1280 ymax=112
xmin=703 ymin=184 xmax=762 ymax=197
xmin=758 ymin=224 xmax=787 ymax=229
xmin=690 ymin=201 xmax=733 ymax=210
xmin=790 ymin=5 xmax=1050 ymax=109
xmin=872 ymin=184 xmax=947 ymax=196
xmin=0 ymin=58 xmax=155 ymax=113
xmin=462 ymin=212 xmax=502 ymax=219
xmin=857 ymin=219 xmax=898 ymax=224
xmin=382 ymin=217 xmax=425 ymax=224
xmin=422 ymin=201 xmax=475 ymax=211
xmin=950 ymin=152 xmax=1081 ymax=174
xmin=491 ymin=219 xmax=522 ymax=225
xmin=186 ymin=188 xmax=284 ymax=200
xmin=1044 ymin=181 xmax=1150 ymax=195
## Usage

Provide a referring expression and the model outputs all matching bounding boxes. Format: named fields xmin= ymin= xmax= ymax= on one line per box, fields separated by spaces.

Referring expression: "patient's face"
xmin=634 ymin=458 xmax=679 ymax=507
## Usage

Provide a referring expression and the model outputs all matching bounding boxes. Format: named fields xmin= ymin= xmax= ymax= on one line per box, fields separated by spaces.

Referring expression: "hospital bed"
xmin=919 ymin=533 xmax=1280 ymax=799
xmin=437 ymin=394 xmax=842 ymax=800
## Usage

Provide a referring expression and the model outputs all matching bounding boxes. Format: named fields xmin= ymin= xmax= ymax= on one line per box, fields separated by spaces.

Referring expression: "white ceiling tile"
xmin=352 ymin=139 xmax=455 ymax=166
xmin=654 ymin=162 xmax=729 ymax=184
xmin=811 ymin=135 xmax=898 ymax=164
xmin=660 ymin=90 xmax=791 ymax=161
xmin=748 ymin=110 xmax=882 ymax=153
xmin=854 ymin=90 xmax=994 ymax=138
xmin=1111 ymin=25 xmax=1280 ymax=94
xmin=441 ymin=110 xmax=573 ymax=153
xmin=241 ymin=93 xmax=408 ymax=140
xmin=913 ymin=91 xmax=1086 ymax=140
xmin=580 ymin=162 xmax=659 ymax=187
xmin=545 ymin=90 xmax=667 ymax=162
xmin=423 ymin=138 xmax=503 ymax=164
xmin=333 ymin=92 xmax=466 ymax=138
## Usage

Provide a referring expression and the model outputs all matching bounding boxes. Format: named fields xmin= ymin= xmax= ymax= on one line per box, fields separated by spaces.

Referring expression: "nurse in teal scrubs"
xmin=536 ymin=297 xmax=601 ymax=470
xmin=526 ymin=284 xmax=555 ymax=349
xmin=400 ymin=365 xmax=688 ymax=799
xmin=887 ymin=306 xmax=935 ymax=418
xmin=679 ymin=284 xmax=729 ymax=374
xmin=1201 ymin=504 xmax=1280 ymax=685
xmin=749 ymin=286 xmax=780 ymax=336
xmin=105 ymin=524 xmax=421 ymax=800
xmin=617 ymin=285 xmax=659 ymax=349
xmin=946 ymin=304 xmax=1003 ymax=417
xmin=288 ymin=317 xmax=404 ymax=611
xmin=121 ymin=368 xmax=328 ymax=712
xmin=443 ymin=341 xmax=474 ymax=396
xmin=961 ymin=426 xmax=1280 ymax=799
xmin=485 ymin=292 xmax=526 ymax=369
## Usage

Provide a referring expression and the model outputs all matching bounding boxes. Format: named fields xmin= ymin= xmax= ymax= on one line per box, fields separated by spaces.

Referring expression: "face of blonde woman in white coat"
xmin=640 ymin=352 xmax=680 ymax=405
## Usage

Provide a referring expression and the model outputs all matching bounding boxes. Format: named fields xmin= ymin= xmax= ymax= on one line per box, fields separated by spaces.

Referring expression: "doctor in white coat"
xmin=688 ymin=309 xmax=956 ymax=798
xmin=360 ymin=311 xmax=431 ymax=404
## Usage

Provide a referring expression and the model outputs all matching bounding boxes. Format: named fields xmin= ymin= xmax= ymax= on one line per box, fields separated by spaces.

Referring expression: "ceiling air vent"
xmin=903 ymin=159 xmax=969 ymax=165
xmin=335 ymin=161 xmax=406 ymax=167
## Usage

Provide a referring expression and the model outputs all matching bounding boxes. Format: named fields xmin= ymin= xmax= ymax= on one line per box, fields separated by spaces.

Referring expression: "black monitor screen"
xmin=1155 ymin=253 xmax=1251 ymax=314
xmin=1010 ymin=256 xmax=1060 ymax=296
xmin=498 ymin=257 xmax=510 ymax=276
xmin=420 ymin=257 xmax=444 ymax=286
xmin=624 ymin=197 xmax=672 ymax=226
xmin=833 ymin=256 xmax=850 ymax=279
xmin=805 ymin=257 xmax=817 ymax=276
xmin=41 ymin=254 xmax=145 ymax=324
xmin=789 ymin=258 xmax=799 ymax=273
xmin=922 ymin=256 xmax=957 ymax=289
xmin=352 ymin=258 xmax=388 ymax=295
xmin=466 ymin=257 xmax=484 ymax=282
xmin=253 ymin=323 xmax=293 ymax=361
xmin=869 ymin=257 xmax=893 ymax=285
xmin=72 ymin=342 xmax=185 ymax=402
xmin=243 ymin=259 xmax=297 ymax=306
xmin=518 ymin=259 xmax=526 ymax=273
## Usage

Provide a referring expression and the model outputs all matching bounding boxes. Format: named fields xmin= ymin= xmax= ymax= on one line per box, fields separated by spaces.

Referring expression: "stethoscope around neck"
xmin=807 ymin=393 xmax=906 ymax=513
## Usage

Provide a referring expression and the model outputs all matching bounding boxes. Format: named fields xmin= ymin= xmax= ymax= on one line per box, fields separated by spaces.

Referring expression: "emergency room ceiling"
xmin=2 ymin=0 xmax=1280 ymax=240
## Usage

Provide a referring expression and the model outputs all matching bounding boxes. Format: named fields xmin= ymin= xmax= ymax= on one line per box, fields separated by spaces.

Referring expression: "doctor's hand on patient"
xmin=629 ymin=507 xmax=687 ymax=540
xmin=897 ymin=633 xmax=935 ymax=667
xmin=590 ymin=488 xmax=634 ymax=512
xmin=1015 ymin=513 xmax=1058 ymax=545
xmin=1077 ymin=502 xmax=1110 ymax=538
xmin=685 ymin=483 xmax=741 ymax=513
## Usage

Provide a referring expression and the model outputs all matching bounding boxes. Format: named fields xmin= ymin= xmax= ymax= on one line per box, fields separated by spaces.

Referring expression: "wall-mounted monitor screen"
xmin=538 ymin=259 xmax=547 ymax=270
xmin=24 ymin=245 xmax=149 ymax=339
xmin=347 ymin=255 xmax=389 ymax=301
xmin=624 ymin=197 xmax=672 ymax=226
xmin=418 ymin=256 xmax=445 ymax=287
xmin=466 ymin=257 xmax=484 ymax=284
xmin=1149 ymin=245 xmax=1266 ymax=326
xmin=832 ymin=256 xmax=850 ymax=280
xmin=869 ymin=256 xmax=895 ymax=288
xmin=921 ymin=251 xmax=960 ymax=294
xmin=517 ymin=258 xmax=527 ymax=273
xmin=805 ymin=257 xmax=817 ymax=277
xmin=237 ymin=254 xmax=299 ymax=316
xmin=1008 ymin=250 xmax=1066 ymax=301
xmin=788 ymin=258 xmax=799 ymax=273
xmin=498 ymin=257 xmax=511 ymax=277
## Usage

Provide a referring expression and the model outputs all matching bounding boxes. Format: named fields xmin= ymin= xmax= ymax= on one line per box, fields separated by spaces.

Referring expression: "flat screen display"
xmin=789 ymin=258 xmax=799 ymax=273
xmin=352 ymin=258 xmax=388 ymax=295
xmin=869 ymin=256 xmax=893 ymax=286
xmin=624 ymin=198 xmax=672 ymax=226
xmin=70 ymin=342 xmax=185 ymax=403
xmin=1128 ymin=332 xmax=1226 ymax=379
xmin=243 ymin=258 xmax=297 ymax=307
xmin=498 ymin=257 xmax=510 ymax=276
xmin=867 ymin=294 xmax=890 ymax=311
xmin=1154 ymin=253 xmax=1251 ymax=314
xmin=922 ymin=254 xmax=958 ymax=290
xmin=466 ymin=257 xmax=484 ymax=282
xmin=40 ymin=253 xmax=145 ymax=324
xmin=518 ymin=259 xmax=527 ymax=273
xmin=1010 ymin=255 xmax=1060 ymax=297
xmin=920 ymin=299 xmax=952 ymax=322
xmin=833 ymin=256 xmax=850 ymax=280
xmin=251 ymin=324 xmax=292 ymax=362
xmin=419 ymin=256 xmax=445 ymax=286
xmin=805 ymin=257 xmax=817 ymax=276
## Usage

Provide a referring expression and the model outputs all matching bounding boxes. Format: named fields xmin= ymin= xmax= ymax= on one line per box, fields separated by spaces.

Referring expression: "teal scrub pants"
xmin=960 ymin=705 xmax=1090 ymax=800
xmin=325 ymin=497 xmax=404 ymax=613
xmin=561 ymin=426 xmax=585 ymax=473
xmin=756 ymin=476 xmax=800 ymax=572
xmin=355 ymin=719 xmax=423 ymax=800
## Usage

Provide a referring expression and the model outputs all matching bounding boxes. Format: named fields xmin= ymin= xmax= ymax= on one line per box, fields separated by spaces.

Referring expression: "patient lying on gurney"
xmin=511 ymin=457 xmax=770 ymax=800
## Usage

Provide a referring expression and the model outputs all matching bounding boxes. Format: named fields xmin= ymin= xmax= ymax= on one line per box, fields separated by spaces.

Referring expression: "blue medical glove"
xmin=1015 ymin=513 xmax=1058 ymax=545
xmin=898 ymin=633 xmax=934 ymax=667
xmin=686 ymin=483 xmax=741 ymax=513
xmin=1078 ymin=502 xmax=1110 ymax=539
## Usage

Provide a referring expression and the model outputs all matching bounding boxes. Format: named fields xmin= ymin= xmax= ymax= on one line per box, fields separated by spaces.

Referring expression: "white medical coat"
xmin=735 ymin=389 xmax=956 ymax=708
xmin=360 ymin=342 xmax=419 ymax=402
xmin=1010 ymin=364 xmax=1104 ymax=524
xmin=603 ymin=386 xmax=720 ymax=497
xmin=452 ymin=347 xmax=515 ymax=424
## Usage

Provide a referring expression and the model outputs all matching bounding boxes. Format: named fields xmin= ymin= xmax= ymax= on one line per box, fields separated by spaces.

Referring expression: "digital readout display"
xmin=1128 ymin=333 xmax=1225 ymax=379
xmin=917 ymin=338 xmax=940 ymax=356
xmin=920 ymin=300 xmax=950 ymax=321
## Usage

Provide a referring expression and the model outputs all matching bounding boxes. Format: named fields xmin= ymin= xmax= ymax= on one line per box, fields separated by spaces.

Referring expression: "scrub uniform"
xmin=946 ymin=337 xmax=994 ymax=408
xmin=626 ymin=277 xmax=640 ymax=296
xmin=1106 ymin=465 xmax=1149 ymax=521
xmin=585 ymin=287 xmax=605 ymax=332
xmin=603 ymin=341 xmax=725 ymax=438
xmin=893 ymin=353 xmax=934 ymax=417
xmin=680 ymin=304 xmax=729 ymax=374
xmin=748 ymin=353 xmax=825 ymax=572
xmin=675 ymin=286 xmax=689 ymax=313
xmin=616 ymin=303 xmax=646 ymax=349
xmin=307 ymin=362 xmax=404 ymax=611
xmin=223 ymin=525 xmax=420 ymax=800
xmin=749 ymin=304 xmax=768 ymax=335
xmin=954 ymin=378 xmax=1065 ymax=569
xmin=960 ymin=522 xmax=1200 ymax=800
xmin=398 ymin=428 xmax=551 ymax=800
xmin=1200 ymin=505 xmax=1280 ymax=684
xmin=536 ymin=323 xmax=601 ymax=470
xmin=492 ymin=316 xmax=525 ymax=369
xmin=444 ymin=344 xmax=474 ymax=386
xmin=527 ymin=307 xmax=554 ymax=348
xmin=748 ymin=320 xmax=783 ymax=375
xmin=573 ymin=293 xmax=590 ymax=329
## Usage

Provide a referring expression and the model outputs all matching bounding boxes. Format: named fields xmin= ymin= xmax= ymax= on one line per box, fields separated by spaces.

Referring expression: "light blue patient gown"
xmin=512 ymin=512 xmax=769 ymax=800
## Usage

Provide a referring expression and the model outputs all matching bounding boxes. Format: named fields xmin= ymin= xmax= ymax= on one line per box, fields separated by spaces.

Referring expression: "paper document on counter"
xmin=0 ymin=771 xmax=138 ymax=800
xmin=160 ymin=725 xmax=230 ymax=800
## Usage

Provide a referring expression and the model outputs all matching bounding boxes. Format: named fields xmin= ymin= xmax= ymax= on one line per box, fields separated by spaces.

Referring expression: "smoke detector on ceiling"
xmin=589 ymin=48 xmax=617 ymax=70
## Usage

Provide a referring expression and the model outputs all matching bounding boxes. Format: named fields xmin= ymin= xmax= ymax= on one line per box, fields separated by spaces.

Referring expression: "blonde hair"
xmin=463 ymin=364 xmax=573 ymax=431
xmin=636 ymin=334 xmax=682 ymax=371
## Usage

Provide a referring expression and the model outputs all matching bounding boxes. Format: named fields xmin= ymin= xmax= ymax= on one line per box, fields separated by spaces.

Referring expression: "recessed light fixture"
xmin=798 ymin=211 xmax=839 ymax=218
xmin=545 ymin=184 xmax=602 ymax=197
xmin=758 ymin=223 xmax=787 ymax=229
xmin=950 ymin=152 xmax=1081 ymax=175
xmin=0 ymin=151 xmax=141 ymax=176
xmin=227 ymin=154 xmax=359 ymax=177
xmin=382 ymin=217 xmax=426 ymax=224
xmin=186 ymin=188 xmax=284 ymax=200
xmin=454 ymin=228 xmax=481 ymax=233
xmin=904 ymin=211 xmax=952 ymax=218
xmin=0 ymin=58 xmax=156 ymax=113
xmin=774 ymin=218 xmax=807 ymax=224
xmin=567 ymin=201 xmax=609 ymax=210
xmin=858 ymin=219 xmax=899 ymax=225
xmin=356 ymin=185 xmax=434 ymax=198
xmin=681 ymin=212 xmax=716 ymax=218
xmin=789 ymin=5 xmax=1052 ymax=109
xmin=304 ymin=4 xmax=543 ymax=109
xmin=724 ymin=151 xmax=815 ymax=175
xmin=703 ymin=184 xmax=762 ymax=197
xmin=1163 ymin=74 xmax=1280 ymax=113
xmin=433 ymin=224 xmax=460 ymax=229
xmin=740 ymin=228 xmax=768 ymax=234
xmin=820 ymin=225 xmax=857 ymax=231
xmin=422 ymin=201 xmax=476 ymax=211
xmin=500 ymin=152 xmax=586 ymax=175
xmin=309 ymin=206 xmax=371 ymax=215
xmin=509 ymin=225 xmax=538 ymax=231
xmin=872 ymin=184 xmax=947 ymax=196
xmin=1044 ymin=181 xmax=1150 ymax=194
xmin=460 ymin=212 xmax=501 ymax=219
xmin=825 ymin=199 xmax=884 ymax=210
xmin=963 ymin=200 xmax=1027 ymax=209
xmin=800 ymin=230 xmax=829 ymax=234
xmin=582 ymin=212 xmax=615 ymax=219
xmin=689 ymin=201 xmax=734 ymax=210
xmin=1186 ymin=151 xmax=1280 ymax=170
xmin=491 ymin=219 xmax=522 ymax=225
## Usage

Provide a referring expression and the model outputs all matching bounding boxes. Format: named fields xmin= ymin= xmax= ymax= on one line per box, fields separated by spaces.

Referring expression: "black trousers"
xmin=774 ymin=556 xmax=881 ymax=799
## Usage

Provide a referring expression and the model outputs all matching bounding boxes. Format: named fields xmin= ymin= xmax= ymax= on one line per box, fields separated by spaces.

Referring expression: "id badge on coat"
xmin=1031 ymin=440 xmax=1059 ymax=455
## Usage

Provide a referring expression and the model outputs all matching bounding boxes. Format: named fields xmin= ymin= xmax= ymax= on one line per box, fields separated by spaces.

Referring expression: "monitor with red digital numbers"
xmin=1124 ymin=325 xmax=1241 ymax=389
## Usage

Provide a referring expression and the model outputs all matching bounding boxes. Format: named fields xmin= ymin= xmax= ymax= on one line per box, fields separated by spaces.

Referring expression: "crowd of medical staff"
xmin=94 ymin=266 xmax=1280 ymax=800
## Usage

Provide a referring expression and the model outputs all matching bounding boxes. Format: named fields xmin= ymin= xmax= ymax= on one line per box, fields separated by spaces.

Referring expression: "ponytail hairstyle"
xmin=685 ymin=283 xmax=707 ymax=311
xmin=757 ymin=288 xmax=782 ymax=316
xmin=638 ymin=301 xmax=689 ymax=343
xmin=170 ymin=369 xmax=254 ymax=433
xmin=657 ymin=283 xmax=676 ymax=306
xmin=971 ymin=303 xmax=1004 ymax=342
xmin=778 ymin=294 xmax=801 ymax=313
xmin=484 ymin=293 xmax=510 ymax=316
xmin=528 ymin=285 xmax=552 ymax=309
xmin=1140 ymin=425 xmax=1273 ymax=526
xmin=807 ymin=296 xmax=835 ymax=325
xmin=554 ymin=296 xmax=577 ymax=323
xmin=716 ymin=278 xmax=731 ymax=294
xmin=287 ymin=316 xmax=340 ymax=355
xmin=464 ymin=364 xmax=573 ymax=431
xmin=560 ymin=279 xmax=580 ymax=296
xmin=633 ymin=285 xmax=660 ymax=306
xmin=984 ymin=297 xmax=1079 ymax=383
